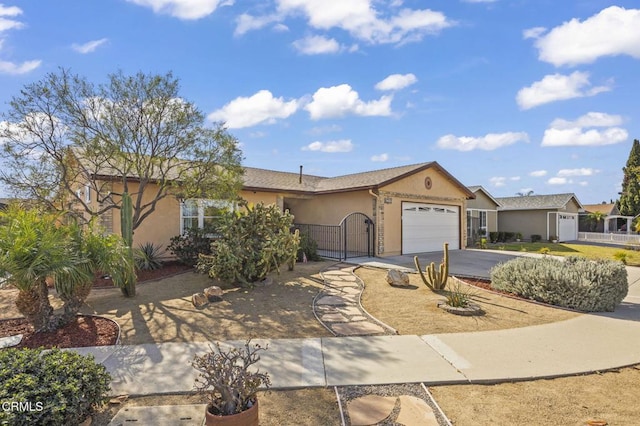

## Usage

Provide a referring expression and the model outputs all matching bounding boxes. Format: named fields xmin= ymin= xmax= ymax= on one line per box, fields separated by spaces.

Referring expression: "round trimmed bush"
xmin=490 ymin=256 xmax=628 ymax=312
xmin=0 ymin=348 xmax=111 ymax=425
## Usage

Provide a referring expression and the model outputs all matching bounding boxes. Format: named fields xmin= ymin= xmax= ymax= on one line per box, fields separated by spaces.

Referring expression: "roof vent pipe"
xmin=299 ymin=165 xmax=303 ymax=184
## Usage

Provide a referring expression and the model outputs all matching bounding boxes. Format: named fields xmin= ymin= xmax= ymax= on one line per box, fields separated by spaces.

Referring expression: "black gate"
xmin=294 ymin=212 xmax=374 ymax=260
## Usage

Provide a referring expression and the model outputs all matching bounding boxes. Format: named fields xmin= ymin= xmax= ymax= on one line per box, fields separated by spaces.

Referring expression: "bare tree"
xmin=0 ymin=69 xmax=243 ymax=232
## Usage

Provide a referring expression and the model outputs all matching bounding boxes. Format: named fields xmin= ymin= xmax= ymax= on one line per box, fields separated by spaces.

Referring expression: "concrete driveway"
xmin=348 ymin=249 xmax=521 ymax=279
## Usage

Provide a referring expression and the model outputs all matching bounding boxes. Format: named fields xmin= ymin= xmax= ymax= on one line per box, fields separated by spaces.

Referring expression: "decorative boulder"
xmin=386 ymin=269 xmax=411 ymax=287
xmin=204 ymin=286 xmax=223 ymax=302
xmin=192 ymin=292 xmax=208 ymax=308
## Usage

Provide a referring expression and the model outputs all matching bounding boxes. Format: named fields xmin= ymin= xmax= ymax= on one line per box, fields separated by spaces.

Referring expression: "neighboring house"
xmin=465 ymin=186 xmax=500 ymax=245
xmin=81 ymin=161 xmax=475 ymax=258
xmin=580 ymin=203 xmax=634 ymax=234
xmin=495 ymin=193 xmax=583 ymax=242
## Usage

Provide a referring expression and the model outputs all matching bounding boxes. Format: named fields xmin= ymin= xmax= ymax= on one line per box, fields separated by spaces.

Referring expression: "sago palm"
xmin=0 ymin=206 xmax=133 ymax=332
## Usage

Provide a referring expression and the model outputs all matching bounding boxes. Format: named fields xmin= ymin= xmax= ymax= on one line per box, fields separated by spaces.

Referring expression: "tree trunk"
xmin=16 ymin=280 xmax=55 ymax=333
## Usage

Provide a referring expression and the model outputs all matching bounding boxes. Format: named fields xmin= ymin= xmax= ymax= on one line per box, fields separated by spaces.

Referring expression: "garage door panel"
xmin=558 ymin=214 xmax=577 ymax=242
xmin=402 ymin=202 xmax=459 ymax=254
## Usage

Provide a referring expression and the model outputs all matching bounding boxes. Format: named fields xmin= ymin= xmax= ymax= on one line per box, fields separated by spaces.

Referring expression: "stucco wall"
xmin=285 ymin=191 xmax=374 ymax=225
xmin=468 ymin=190 xmax=498 ymax=211
xmin=379 ymin=168 xmax=468 ymax=256
xmin=498 ymin=210 xmax=555 ymax=240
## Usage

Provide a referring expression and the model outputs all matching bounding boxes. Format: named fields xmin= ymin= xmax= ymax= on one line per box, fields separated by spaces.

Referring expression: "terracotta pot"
xmin=204 ymin=400 xmax=259 ymax=426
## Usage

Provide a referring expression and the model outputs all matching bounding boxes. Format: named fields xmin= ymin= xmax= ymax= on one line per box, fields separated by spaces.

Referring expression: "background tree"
xmin=619 ymin=139 xmax=640 ymax=216
xmin=0 ymin=206 xmax=134 ymax=332
xmin=587 ymin=211 xmax=605 ymax=232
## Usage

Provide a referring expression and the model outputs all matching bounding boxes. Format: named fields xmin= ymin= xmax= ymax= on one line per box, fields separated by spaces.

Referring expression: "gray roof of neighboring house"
xmin=496 ymin=193 xmax=582 ymax=211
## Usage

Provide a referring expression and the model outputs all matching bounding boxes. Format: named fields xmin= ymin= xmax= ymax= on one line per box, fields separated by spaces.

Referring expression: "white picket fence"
xmin=578 ymin=232 xmax=640 ymax=245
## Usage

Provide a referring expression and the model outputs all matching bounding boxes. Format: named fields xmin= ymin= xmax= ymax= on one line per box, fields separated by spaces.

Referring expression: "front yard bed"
xmin=357 ymin=267 xmax=579 ymax=335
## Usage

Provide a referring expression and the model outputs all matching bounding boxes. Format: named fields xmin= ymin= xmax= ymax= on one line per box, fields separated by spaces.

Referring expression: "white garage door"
xmin=402 ymin=202 xmax=460 ymax=254
xmin=558 ymin=214 xmax=577 ymax=242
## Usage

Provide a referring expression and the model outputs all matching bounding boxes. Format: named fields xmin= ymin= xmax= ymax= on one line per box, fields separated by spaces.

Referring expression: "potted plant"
xmin=515 ymin=232 xmax=522 ymax=242
xmin=192 ymin=340 xmax=271 ymax=426
xmin=550 ymin=236 xmax=558 ymax=243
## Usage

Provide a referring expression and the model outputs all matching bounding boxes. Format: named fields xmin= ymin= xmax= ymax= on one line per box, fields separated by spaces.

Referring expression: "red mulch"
xmin=458 ymin=277 xmax=520 ymax=297
xmin=93 ymin=261 xmax=193 ymax=288
xmin=2 ymin=262 xmax=192 ymax=349
xmin=0 ymin=316 xmax=119 ymax=349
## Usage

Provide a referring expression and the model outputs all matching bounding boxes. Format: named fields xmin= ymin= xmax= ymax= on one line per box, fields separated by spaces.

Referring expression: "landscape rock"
xmin=386 ymin=269 xmax=411 ymax=287
xmin=192 ymin=292 xmax=208 ymax=308
xmin=396 ymin=395 xmax=439 ymax=426
xmin=204 ymin=286 xmax=223 ymax=302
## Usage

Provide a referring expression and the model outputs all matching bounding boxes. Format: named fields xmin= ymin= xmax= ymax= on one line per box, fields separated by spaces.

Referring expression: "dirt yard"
xmin=3 ymin=261 xmax=638 ymax=425
xmin=356 ymin=267 xmax=580 ymax=335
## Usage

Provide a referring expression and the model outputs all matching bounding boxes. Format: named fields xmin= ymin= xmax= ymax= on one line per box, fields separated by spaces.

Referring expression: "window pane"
xmin=182 ymin=217 xmax=197 ymax=231
xmin=182 ymin=200 xmax=198 ymax=217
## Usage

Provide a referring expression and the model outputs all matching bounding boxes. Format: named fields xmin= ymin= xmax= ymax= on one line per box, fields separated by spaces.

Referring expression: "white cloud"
xmin=72 ymin=38 xmax=108 ymax=54
xmin=305 ymin=84 xmax=392 ymax=120
xmin=548 ymin=177 xmax=569 ymax=185
xmin=302 ymin=139 xmax=353 ymax=153
xmin=0 ymin=59 xmax=41 ymax=75
xmin=578 ymin=181 xmax=589 ymax=187
xmin=0 ymin=4 xmax=23 ymax=35
xmin=235 ymin=13 xmax=280 ymax=36
xmin=530 ymin=170 xmax=547 ymax=177
xmin=534 ymin=6 xmax=640 ymax=67
xmin=510 ymin=176 xmax=521 ymax=181
xmin=489 ymin=177 xmax=506 ymax=187
xmin=375 ymin=73 xmax=417 ymax=91
xmin=207 ymin=90 xmax=299 ymax=129
xmin=125 ymin=0 xmax=232 ymax=20
xmin=238 ymin=1 xmax=454 ymax=45
xmin=542 ymin=112 xmax=628 ymax=147
xmin=371 ymin=153 xmax=389 ymax=162
xmin=516 ymin=71 xmax=612 ymax=110
xmin=523 ymin=26 xmax=546 ymax=39
xmin=292 ymin=35 xmax=341 ymax=55
xmin=550 ymin=112 xmax=623 ymax=130
xmin=542 ymin=127 xmax=628 ymax=147
xmin=557 ymin=168 xmax=599 ymax=177
xmin=436 ymin=131 xmax=528 ymax=151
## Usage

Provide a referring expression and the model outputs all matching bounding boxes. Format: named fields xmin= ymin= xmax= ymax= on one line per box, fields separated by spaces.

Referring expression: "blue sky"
xmin=1 ymin=0 xmax=639 ymax=204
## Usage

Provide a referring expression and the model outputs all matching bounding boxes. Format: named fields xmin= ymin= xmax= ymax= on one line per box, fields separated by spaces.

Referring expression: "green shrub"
xmin=296 ymin=232 xmax=322 ymax=262
xmin=531 ymin=234 xmax=542 ymax=243
xmin=539 ymin=247 xmax=550 ymax=254
xmin=197 ymin=203 xmax=300 ymax=285
xmin=134 ymin=242 xmax=164 ymax=270
xmin=490 ymin=256 xmax=628 ymax=312
xmin=168 ymin=227 xmax=214 ymax=266
xmin=489 ymin=232 xmax=498 ymax=243
xmin=0 ymin=348 xmax=111 ymax=425
xmin=504 ymin=232 xmax=515 ymax=242
xmin=614 ymin=251 xmax=629 ymax=264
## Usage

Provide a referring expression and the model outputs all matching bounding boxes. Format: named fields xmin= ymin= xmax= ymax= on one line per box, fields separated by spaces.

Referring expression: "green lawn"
xmin=486 ymin=242 xmax=640 ymax=266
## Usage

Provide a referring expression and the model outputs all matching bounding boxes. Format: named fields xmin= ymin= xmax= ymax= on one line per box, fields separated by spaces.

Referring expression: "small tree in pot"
xmin=192 ymin=340 xmax=271 ymax=425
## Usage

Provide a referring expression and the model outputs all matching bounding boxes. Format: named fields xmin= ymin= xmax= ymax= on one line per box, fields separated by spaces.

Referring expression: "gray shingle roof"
xmin=467 ymin=185 xmax=500 ymax=206
xmin=496 ymin=193 xmax=582 ymax=210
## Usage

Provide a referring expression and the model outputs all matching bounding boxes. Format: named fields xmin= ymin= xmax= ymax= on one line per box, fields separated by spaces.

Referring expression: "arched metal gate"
xmin=294 ymin=212 xmax=375 ymax=260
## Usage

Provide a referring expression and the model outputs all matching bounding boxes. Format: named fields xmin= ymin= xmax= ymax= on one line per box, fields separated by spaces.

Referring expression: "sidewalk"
xmin=74 ymin=267 xmax=640 ymax=396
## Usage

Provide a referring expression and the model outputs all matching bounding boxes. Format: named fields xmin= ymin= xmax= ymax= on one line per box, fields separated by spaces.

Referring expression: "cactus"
xmin=414 ymin=242 xmax=449 ymax=291
xmin=119 ymin=192 xmax=137 ymax=297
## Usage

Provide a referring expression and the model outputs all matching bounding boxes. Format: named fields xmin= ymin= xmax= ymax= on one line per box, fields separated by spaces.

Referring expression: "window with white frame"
xmin=180 ymin=199 xmax=233 ymax=235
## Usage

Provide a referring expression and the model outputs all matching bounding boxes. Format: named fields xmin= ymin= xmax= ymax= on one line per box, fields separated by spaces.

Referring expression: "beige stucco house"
xmin=465 ymin=186 xmax=500 ymax=245
xmin=496 ymin=193 xmax=583 ymax=242
xmin=83 ymin=161 xmax=475 ymax=259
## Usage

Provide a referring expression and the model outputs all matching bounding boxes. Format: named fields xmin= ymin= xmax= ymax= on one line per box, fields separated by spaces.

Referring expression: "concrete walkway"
xmin=73 ymin=265 xmax=640 ymax=397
